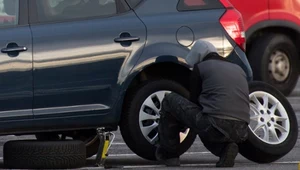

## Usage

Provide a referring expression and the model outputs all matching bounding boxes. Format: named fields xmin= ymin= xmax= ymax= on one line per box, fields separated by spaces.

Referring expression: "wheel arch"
xmin=246 ymin=20 xmax=300 ymax=58
xmin=127 ymin=57 xmax=191 ymax=89
xmin=245 ymin=20 xmax=300 ymax=96
xmin=115 ymin=56 xmax=192 ymax=125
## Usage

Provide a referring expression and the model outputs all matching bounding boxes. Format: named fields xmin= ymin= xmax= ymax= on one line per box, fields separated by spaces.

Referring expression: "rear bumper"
xmin=227 ymin=46 xmax=253 ymax=82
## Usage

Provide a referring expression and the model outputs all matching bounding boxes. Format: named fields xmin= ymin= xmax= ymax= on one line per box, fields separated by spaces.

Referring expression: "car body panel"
xmin=128 ymin=0 xmax=226 ymax=71
xmin=230 ymin=0 xmax=300 ymax=39
xmin=117 ymin=0 xmax=227 ymax=109
xmin=0 ymin=26 xmax=33 ymax=121
xmin=0 ymin=0 xmax=33 ymax=121
xmin=0 ymin=0 xmax=252 ymax=135
xmin=30 ymin=10 xmax=146 ymax=118
xmin=229 ymin=0 xmax=269 ymax=32
xmin=268 ymin=0 xmax=300 ymax=25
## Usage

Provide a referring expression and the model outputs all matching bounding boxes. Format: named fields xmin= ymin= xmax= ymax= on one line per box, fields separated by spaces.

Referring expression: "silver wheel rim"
xmin=139 ymin=91 xmax=189 ymax=145
xmin=269 ymin=50 xmax=290 ymax=82
xmin=249 ymin=91 xmax=290 ymax=145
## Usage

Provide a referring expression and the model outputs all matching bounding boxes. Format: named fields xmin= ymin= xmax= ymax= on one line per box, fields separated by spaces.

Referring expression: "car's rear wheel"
xmin=120 ymin=79 xmax=197 ymax=160
xmin=248 ymin=33 xmax=299 ymax=96
xmin=239 ymin=81 xmax=298 ymax=163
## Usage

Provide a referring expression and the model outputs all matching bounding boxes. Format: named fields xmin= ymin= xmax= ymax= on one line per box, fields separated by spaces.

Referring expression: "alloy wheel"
xmin=139 ymin=91 xmax=189 ymax=144
xmin=249 ymin=91 xmax=290 ymax=145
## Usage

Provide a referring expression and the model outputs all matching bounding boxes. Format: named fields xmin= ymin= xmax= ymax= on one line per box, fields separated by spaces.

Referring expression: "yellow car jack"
xmin=95 ymin=127 xmax=115 ymax=167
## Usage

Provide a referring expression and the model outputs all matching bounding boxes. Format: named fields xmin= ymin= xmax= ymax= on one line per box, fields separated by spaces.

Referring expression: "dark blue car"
xmin=0 ymin=0 xmax=253 ymax=159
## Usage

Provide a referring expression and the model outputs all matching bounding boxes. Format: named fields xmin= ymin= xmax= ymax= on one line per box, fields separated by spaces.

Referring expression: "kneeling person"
xmin=156 ymin=40 xmax=250 ymax=167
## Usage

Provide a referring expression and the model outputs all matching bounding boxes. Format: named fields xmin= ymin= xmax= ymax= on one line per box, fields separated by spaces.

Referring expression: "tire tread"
xmin=4 ymin=140 xmax=86 ymax=169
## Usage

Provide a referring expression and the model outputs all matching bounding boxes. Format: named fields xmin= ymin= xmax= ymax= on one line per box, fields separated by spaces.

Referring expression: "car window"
xmin=36 ymin=0 xmax=119 ymax=23
xmin=0 ymin=0 xmax=18 ymax=27
xmin=177 ymin=0 xmax=223 ymax=11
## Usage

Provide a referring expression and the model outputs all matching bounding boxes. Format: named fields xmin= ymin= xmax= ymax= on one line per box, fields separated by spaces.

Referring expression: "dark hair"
xmin=203 ymin=52 xmax=227 ymax=62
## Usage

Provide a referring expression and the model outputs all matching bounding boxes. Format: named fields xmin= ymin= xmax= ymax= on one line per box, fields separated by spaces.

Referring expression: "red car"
xmin=230 ymin=0 xmax=300 ymax=96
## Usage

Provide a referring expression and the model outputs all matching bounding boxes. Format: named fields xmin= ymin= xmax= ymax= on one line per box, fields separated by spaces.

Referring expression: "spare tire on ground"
xmin=4 ymin=140 xmax=86 ymax=169
xmin=239 ymin=81 xmax=298 ymax=163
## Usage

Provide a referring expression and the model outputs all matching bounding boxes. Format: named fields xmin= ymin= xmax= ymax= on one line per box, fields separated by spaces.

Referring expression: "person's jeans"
xmin=158 ymin=93 xmax=248 ymax=157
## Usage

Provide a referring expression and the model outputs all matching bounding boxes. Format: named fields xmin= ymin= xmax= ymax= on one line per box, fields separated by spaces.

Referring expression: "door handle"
xmin=1 ymin=43 xmax=27 ymax=57
xmin=114 ymin=36 xmax=140 ymax=43
xmin=1 ymin=46 xmax=27 ymax=53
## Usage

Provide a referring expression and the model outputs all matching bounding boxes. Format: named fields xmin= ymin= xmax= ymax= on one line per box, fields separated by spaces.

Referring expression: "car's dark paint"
xmin=19 ymin=0 xmax=29 ymax=25
xmin=30 ymin=13 xmax=146 ymax=118
xmin=0 ymin=0 xmax=32 ymax=121
xmin=0 ymin=0 xmax=252 ymax=135
xmin=223 ymin=32 xmax=253 ymax=81
xmin=126 ymin=0 xmax=143 ymax=9
xmin=0 ymin=26 xmax=33 ymax=120
xmin=227 ymin=46 xmax=253 ymax=82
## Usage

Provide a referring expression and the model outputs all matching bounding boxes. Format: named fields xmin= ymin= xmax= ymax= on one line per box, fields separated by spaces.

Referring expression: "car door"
xmin=0 ymin=0 xmax=33 ymax=120
xmin=29 ymin=0 xmax=146 ymax=118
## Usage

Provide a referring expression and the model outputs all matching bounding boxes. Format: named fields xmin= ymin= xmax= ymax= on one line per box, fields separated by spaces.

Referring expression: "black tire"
xmin=239 ymin=81 xmax=298 ymax=163
xmin=120 ymin=79 xmax=197 ymax=160
xmin=248 ymin=33 xmax=299 ymax=96
xmin=73 ymin=133 xmax=100 ymax=158
xmin=4 ymin=140 xmax=86 ymax=169
xmin=35 ymin=132 xmax=99 ymax=158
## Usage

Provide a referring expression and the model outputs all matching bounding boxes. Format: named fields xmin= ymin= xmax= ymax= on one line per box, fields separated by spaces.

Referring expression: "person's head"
xmin=185 ymin=40 xmax=218 ymax=67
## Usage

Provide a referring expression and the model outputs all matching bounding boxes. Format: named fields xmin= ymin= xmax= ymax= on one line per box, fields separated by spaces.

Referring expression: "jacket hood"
xmin=185 ymin=40 xmax=218 ymax=67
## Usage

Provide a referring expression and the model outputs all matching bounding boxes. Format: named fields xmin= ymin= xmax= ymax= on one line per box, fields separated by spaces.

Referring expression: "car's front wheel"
xmin=120 ymin=79 xmax=197 ymax=160
xmin=239 ymin=81 xmax=298 ymax=163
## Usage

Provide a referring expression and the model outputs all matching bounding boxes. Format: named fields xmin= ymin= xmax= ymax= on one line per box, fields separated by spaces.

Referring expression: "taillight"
xmin=219 ymin=0 xmax=246 ymax=51
xmin=219 ymin=0 xmax=233 ymax=8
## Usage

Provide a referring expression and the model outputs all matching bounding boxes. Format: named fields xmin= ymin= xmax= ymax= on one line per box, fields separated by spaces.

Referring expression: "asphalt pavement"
xmin=1 ymin=81 xmax=300 ymax=169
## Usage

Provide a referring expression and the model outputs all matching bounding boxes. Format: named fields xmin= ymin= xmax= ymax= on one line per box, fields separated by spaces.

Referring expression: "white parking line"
xmin=185 ymin=151 xmax=211 ymax=155
xmin=112 ymin=142 xmax=126 ymax=145
xmin=81 ymin=164 xmax=217 ymax=169
xmin=82 ymin=161 xmax=300 ymax=170
xmin=119 ymin=161 xmax=300 ymax=169
xmin=90 ymin=151 xmax=212 ymax=158
xmin=123 ymin=164 xmax=215 ymax=168
xmin=274 ymin=161 xmax=300 ymax=164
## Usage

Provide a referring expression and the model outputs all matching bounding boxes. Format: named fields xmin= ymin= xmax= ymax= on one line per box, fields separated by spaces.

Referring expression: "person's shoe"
xmin=216 ymin=143 xmax=239 ymax=167
xmin=155 ymin=147 xmax=180 ymax=167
